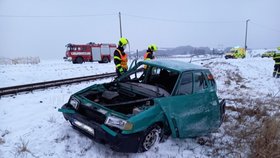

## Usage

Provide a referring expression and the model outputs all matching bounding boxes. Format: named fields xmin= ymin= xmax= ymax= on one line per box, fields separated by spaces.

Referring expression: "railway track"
xmin=0 ymin=72 xmax=116 ymax=97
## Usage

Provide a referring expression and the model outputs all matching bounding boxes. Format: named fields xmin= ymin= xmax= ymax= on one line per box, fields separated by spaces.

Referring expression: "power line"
xmin=0 ymin=13 xmax=116 ymax=18
xmin=250 ymin=22 xmax=280 ymax=33
xmin=0 ymin=12 xmax=246 ymax=25
xmin=123 ymin=13 xmax=244 ymax=24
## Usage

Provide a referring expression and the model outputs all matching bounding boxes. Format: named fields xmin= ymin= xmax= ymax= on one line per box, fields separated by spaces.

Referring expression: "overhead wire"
xmin=0 ymin=12 xmax=244 ymax=24
xmin=0 ymin=13 xmax=116 ymax=18
xmin=250 ymin=21 xmax=280 ymax=33
xmin=123 ymin=13 xmax=244 ymax=24
xmin=1 ymin=12 xmax=278 ymax=33
xmin=1 ymin=12 xmax=278 ymax=48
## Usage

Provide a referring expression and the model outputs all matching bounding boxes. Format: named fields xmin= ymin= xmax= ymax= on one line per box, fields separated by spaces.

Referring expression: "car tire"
xmin=139 ymin=124 xmax=162 ymax=152
xmin=102 ymin=57 xmax=109 ymax=63
xmin=76 ymin=57 xmax=84 ymax=64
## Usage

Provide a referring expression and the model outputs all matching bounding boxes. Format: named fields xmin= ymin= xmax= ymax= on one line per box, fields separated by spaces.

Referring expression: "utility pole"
xmin=119 ymin=12 xmax=123 ymax=38
xmin=244 ymin=19 xmax=250 ymax=51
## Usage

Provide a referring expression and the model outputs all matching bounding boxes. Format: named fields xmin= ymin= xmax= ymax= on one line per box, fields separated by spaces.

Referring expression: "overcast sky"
xmin=1 ymin=0 xmax=280 ymax=59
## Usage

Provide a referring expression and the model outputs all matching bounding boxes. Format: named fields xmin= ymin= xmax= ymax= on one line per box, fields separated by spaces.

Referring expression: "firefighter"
xmin=144 ymin=44 xmax=158 ymax=69
xmin=144 ymin=44 xmax=158 ymax=61
xmin=114 ymin=37 xmax=129 ymax=77
xmin=272 ymin=47 xmax=280 ymax=78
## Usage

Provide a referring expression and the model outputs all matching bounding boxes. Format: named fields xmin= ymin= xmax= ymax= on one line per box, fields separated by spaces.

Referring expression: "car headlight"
xmin=69 ymin=97 xmax=80 ymax=110
xmin=105 ymin=116 xmax=133 ymax=130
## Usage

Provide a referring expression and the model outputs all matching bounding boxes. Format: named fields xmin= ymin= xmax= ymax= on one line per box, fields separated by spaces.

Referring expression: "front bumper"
xmin=60 ymin=104 xmax=144 ymax=153
xmin=225 ymin=55 xmax=234 ymax=59
xmin=63 ymin=57 xmax=72 ymax=61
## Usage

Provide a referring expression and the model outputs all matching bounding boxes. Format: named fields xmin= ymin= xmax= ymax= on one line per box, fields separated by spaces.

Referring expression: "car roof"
xmin=138 ymin=59 xmax=207 ymax=72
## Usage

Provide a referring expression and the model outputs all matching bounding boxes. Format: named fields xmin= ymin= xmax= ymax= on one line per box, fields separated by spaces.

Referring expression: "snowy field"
xmin=0 ymin=57 xmax=280 ymax=158
xmin=0 ymin=60 xmax=116 ymax=88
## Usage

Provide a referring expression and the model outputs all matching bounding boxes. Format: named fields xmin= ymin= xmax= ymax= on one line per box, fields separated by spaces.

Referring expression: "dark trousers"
xmin=116 ymin=68 xmax=127 ymax=77
xmin=273 ymin=64 xmax=280 ymax=78
xmin=116 ymin=69 xmax=122 ymax=77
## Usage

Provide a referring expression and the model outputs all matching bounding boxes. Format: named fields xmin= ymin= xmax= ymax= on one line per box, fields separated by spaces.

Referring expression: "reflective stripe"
xmin=121 ymin=56 xmax=128 ymax=69
xmin=144 ymin=52 xmax=150 ymax=60
xmin=116 ymin=49 xmax=121 ymax=54
xmin=144 ymin=52 xmax=151 ymax=69
xmin=273 ymin=54 xmax=280 ymax=59
xmin=115 ymin=49 xmax=128 ymax=70
xmin=114 ymin=56 xmax=121 ymax=60
xmin=114 ymin=49 xmax=122 ymax=60
xmin=116 ymin=64 xmax=121 ymax=68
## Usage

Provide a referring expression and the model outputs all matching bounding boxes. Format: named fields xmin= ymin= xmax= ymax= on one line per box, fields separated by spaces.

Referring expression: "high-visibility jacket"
xmin=144 ymin=51 xmax=154 ymax=69
xmin=144 ymin=51 xmax=154 ymax=61
xmin=114 ymin=48 xmax=128 ymax=70
xmin=273 ymin=53 xmax=280 ymax=65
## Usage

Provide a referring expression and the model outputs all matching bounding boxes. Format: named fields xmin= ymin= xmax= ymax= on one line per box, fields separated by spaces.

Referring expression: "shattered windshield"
xmin=120 ymin=63 xmax=179 ymax=95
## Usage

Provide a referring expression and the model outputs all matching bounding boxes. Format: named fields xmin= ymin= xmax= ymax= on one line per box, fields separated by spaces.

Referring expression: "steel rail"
xmin=0 ymin=72 xmax=116 ymax=97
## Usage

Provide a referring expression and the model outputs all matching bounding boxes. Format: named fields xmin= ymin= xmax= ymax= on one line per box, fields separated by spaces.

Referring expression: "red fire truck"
xmin=64 ymin=42 xmax=117 ymax=64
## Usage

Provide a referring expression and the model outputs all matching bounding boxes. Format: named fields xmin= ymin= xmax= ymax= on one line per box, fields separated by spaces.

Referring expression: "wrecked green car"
xmin=59 ymin=60 xmax=225 ymax=153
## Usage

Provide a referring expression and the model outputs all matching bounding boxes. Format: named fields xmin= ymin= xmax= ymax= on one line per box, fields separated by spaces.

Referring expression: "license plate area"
xmin=71 ymin=119 xmax=95 ymax=136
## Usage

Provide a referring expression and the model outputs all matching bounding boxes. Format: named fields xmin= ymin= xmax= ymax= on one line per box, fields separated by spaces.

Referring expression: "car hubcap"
xmin=143 ymin=128 xmax=161 ymax=151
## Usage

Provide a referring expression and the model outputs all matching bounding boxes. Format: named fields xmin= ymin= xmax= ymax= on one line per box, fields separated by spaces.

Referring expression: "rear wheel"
xmin=139 ymin=124 xmax=162 ymax=152
xmin=102 ymin=57 xmax=109 ymax=63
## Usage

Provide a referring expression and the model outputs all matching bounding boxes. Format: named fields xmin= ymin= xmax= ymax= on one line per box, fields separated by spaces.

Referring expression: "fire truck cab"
xmin=64 ymin=42 xmax=117 ymax=64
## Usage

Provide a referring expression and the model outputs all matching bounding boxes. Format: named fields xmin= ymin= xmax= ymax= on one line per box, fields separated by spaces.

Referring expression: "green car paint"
xmin=101 ymin=124 xmax=117 ymax=137
xmin=58 ymin=108 xmax=75 ymax=114
xmin=60 ymin=59 xmax=225 ymax=151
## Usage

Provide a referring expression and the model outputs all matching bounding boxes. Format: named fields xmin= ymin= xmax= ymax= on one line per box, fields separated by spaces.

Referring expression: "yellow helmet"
xmin=148 ymin=44 xmax=158 ymax=52
xmin=118 ymin=37 xmax=129 ymax=47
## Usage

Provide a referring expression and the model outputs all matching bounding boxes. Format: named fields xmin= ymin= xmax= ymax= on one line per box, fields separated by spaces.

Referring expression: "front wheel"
xmin=139 ymin=125 xmax=162 ymax=152
xmin=75 ymin=57 xmax=84 ymax=64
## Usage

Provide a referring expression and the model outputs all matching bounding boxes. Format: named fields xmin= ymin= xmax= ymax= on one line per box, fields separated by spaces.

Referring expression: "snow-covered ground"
xmin=0 ymin=60 xmax=116 ymax=88
xmin=0 ymin=57 xmax=279 ymax=158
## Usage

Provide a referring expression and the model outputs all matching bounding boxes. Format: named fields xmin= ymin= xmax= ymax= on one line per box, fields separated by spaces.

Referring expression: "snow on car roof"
xmin=139 ymin=59 xmax=207 ymax=72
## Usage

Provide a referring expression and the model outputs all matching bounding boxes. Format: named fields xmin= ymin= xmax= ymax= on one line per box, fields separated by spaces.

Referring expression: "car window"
xmin=151 ymin=67 xmax=161 ymax=75
xmin=205 ymin=72 xmax=216 ymax=88
xmin=193 ymin=72 xmax=208 ymax=93
xmin=82 ymin=46 xmax=86 ymax=51
xmin=176 ymin=72 xmax=192 ymax=95
xmin=123 ymin=66 xmax=145 ymax=82
xmin=147 ymin=67 xmax=166 ymax=83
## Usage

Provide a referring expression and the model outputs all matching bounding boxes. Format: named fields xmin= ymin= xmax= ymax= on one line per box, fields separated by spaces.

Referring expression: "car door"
xmin=203 ymin=70 xmax=222 ymax=130
xmin=159 ymin=71 xmax=219 ymax=138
